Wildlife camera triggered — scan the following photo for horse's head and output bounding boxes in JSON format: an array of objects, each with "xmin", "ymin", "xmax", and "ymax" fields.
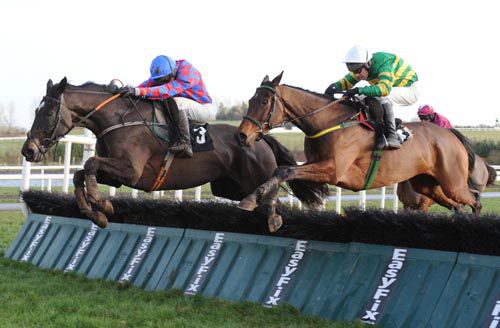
[
  {"xmin": 237, "ymin": 72, "xmax": 285, "ymax": 147},
  {"xmin": 22, "ymin": 77, "xmax": 70, "ymax": 162}
]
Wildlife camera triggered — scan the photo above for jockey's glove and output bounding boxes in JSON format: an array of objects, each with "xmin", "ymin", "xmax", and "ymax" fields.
[
  {"xmin": 345, "ymin": 88, "xmax": 359, "ymax": 98},
  {"xmin": 118, "ymin": 86, "xmax": 140, "ymax": 97},
  {"xmin": 324, "ymin": 84, "xmax": 337, "ymax": 97}
]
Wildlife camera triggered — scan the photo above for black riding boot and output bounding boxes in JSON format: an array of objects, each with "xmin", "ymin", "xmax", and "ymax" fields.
[
  {"xmin": 169, "ymin": 110, "xmax": 193, "ymax": 158},
  {"xmin": 382, "ymin": 102, "xmax": 401, "ymax": 149}
]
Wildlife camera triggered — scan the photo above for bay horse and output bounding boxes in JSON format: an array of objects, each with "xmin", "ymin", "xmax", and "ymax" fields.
[
  {"xmin": 236, "ymin": 72, "xmax": 481, "ymax": 232},
  {"xmin": 21, "ymin": 77, "xmax": 321, "ymax": 228},
  {"xmin": 398, "ymin": 154, "xmax": 497, "ymax": 212}
]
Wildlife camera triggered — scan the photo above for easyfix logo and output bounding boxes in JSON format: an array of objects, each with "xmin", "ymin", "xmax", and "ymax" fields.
[
  {"xmin": 185, "ymin": 232, "xmax": 225, "ymax": 295},
  {"xmin": 64, "ymin": 223, "xmax": 99, "ymax": 272},
  {"xmin": 21, "ymin": 216, "xmax": 52, "ymax": 262},
  {"xmin": 361, "ymin": 248, "xmax": 408, "ymax": 325},
  {"xmin": 119, "ymin": 227, "xmax": 156, "ymax": 283},
  {"xmin": 264, "ymin": 240, "xmax": 308, "ymax": 307}
]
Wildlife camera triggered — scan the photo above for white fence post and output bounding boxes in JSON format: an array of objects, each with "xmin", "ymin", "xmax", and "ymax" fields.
[
  {"xmin": 175, "ymin": 190, "xmax": 183, "ymax": 201},
  {"xmin": 380, "ymin": 186, "xmax": 386, "ymax": 209},
  {"xmin": 335, "ymin": 187, "xmax": 342, "ymax": 214},
  {"xmin": 82, "ymin": 129, "xmax": 96, "ymax": 164},
  {"xmin": 131, "ymin": 189, "xmax": 138, "ymax": 198},
  {"xmin": 21, "ymin": 158, "xmax": 31, "ymax": 191},
  {"xmin": 359, "ymin": 190, "xmax": 366, "ymax": 211},
  {"xmin": 63, "ymin": 142, "xmax": 72, "ymax": 193},
  {"xmin": 392, "ymin": 183, "xmax": 398, "ymax": 213},
  {"xmin": 194, "ymin": 186, "xmax": 202, "ymax": 201},
  {"xmin": 109, "ymin": 187, "xmax": 116, "ymax": 197}
]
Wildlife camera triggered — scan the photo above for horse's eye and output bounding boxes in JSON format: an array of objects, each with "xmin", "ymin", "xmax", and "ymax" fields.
[{"xmin": 261, "ymin": 100, "xmax": 268, "ymax": 106}]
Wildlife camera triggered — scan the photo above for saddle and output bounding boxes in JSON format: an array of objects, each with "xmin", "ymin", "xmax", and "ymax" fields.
[
  {"xmin": 153, "ymin": 99, "xmax": 214, "ymax": 153},
  {"xmin": 341, "ymin": 98, "xmax": 412, "ymax": 145}
]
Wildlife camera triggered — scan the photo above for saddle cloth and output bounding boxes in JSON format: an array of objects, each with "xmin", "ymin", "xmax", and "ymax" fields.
[{"xmin": 153, "ymin": 101, "xmax": 214, "ymax": 153}]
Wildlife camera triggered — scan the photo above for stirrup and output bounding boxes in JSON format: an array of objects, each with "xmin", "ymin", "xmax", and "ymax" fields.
[{"xmin": 385, "ymin": 137, "xmax": 401, "ymax": 150}]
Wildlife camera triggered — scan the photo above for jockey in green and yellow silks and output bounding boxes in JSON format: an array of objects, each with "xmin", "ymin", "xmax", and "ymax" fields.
[
  {"xmin": 333, "ymin": 52, "xmax": 418, "ymax": 98},
  {"xmin": 325, "ymin": 46, "xmax": 420, "ymax": 150}
]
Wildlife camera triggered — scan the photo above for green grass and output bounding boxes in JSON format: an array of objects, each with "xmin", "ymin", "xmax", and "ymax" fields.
[{"xmin": 0, "ymin": 211, "xmax": 362, "ymax": 328}]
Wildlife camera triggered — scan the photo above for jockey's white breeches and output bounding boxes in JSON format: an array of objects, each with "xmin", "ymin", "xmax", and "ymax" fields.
[
  {"xmin": 386, "ymin": 82, "xmax": 420, "ymax": 106},
  {"xmin": 173, "ymin": 97, "xmax": 217, "ymax": 122}
]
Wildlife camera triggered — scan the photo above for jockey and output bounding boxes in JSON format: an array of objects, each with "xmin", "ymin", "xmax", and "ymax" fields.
[
  {"xmin": 417, "ymin": 104, "xmax": 453, "ymax": 128},
  {"xmin": 117, "ymin": 55, "xmax": 217, "ymax": 158},
  {"xmin": 325, "ymin": 46, "xmax": 420, "ymax": 149}
]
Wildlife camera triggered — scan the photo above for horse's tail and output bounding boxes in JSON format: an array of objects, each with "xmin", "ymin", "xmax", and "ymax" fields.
[
  {"xmin": 486, "ymin": 164, "xmax": 497, "ymax": 186},
  {"xmin": 448, "ymin": 128, "xmax": 475, "ymax": 172},
  {"xmin": 262, "ymin": 135, "xmax": 329, "ymax": 206}
]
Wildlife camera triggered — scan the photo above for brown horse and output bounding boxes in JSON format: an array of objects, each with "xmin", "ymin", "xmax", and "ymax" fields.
[
  {"xmin": 21, "ymin": 77, "xmax": 321, "ymax": 228},
  {"xmin": 236, "ymin": 72, "xmax": 481, "ymax": 232},
  {"xmin": 398, "ymin": 155, "xmax": 497, "ymax": 211}
]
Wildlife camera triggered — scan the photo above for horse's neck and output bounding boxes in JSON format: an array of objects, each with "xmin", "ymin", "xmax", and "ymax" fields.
[
  {"xmin": 281, "ymin": 87, "xmax": 356, "ymax": 135},
  {"xmin": 64, "ymin": 89, "xmax": 127, "ymax": 134}
]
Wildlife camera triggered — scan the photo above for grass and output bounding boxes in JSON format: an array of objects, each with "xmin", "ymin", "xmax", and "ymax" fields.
[{"xmin": 0, "ymin": 211, "xmax": 363, "ymax": 328}]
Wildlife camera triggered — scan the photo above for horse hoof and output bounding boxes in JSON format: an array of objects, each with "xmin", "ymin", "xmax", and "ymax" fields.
[
  {"xmin": 238, "ymin": 194, "xmax": 258, "ymax": 211},
  {"xmin": 99, "ymin": 199, "xmax": 114, "ymax": 216},
  {"xmin": 268, "ymin": 214, "xmax": 283, "ymax": 233},
  {"xmin": 89, "ymin": 211, "xmax": 108, "ymax": 228}
]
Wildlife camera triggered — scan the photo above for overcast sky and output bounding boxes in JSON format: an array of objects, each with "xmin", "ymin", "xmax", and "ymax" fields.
[{"xmin": 1, "ymin": 0, "xmax": 499, "ymax": 129}]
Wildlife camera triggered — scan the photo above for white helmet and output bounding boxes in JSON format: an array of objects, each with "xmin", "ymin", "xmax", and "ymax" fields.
[
  {"xmin": 344, "ymin": 45, "xmax": 371, "ymax": 63},
  {"xmin": 343, "ymin": 46, "xmax": 372, "ymax": 72}
]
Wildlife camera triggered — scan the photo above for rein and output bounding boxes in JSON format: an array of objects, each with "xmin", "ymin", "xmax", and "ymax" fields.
[{"xmin": 244, "ymin": 84, "xmax": 361, "ymax": 139}]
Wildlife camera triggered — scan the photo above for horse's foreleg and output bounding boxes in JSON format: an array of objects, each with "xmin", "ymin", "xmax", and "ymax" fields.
[
  {"xmin": 239, "ymin": 162, "xmax": 334, "ymax": 232},
  {"xmin": 73, "ymin": 168, "xmax": 108, "ymax": 228},
  {"xmin": 240, "ymin": 161, "xmax": 333, "ymax": 211},
  {"xmin": 260, "ymin": 184, "xmax": 282, "ymax": 233},
  {"xmin": 84, "ymin": 157, "xmax": 114, "ymax": 218}
]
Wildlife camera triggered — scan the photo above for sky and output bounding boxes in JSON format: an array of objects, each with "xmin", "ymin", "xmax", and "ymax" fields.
[{"xmin": 1, "ymin": 0, "xmax": 499, "ymax": 129}]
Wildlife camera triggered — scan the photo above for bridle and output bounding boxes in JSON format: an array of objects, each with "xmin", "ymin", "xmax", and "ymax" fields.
[
  {"xmin": 27, "ymin": 89, "xmax": 120, "ymax": 154},
  {"xmin": 27, "ymin": 94, "xmax": 72, "ymax": 154},
  {"xmin": 242, "ymin": 84, "xmax": 284, "ymax": 141},
  {"xmin": 242, "ymin": 84, "xmax": 348, "ymax": 139}
]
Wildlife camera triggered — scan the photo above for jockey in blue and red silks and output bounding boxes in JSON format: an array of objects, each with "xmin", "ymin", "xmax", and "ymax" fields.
[
  {"xmin": 116, "ymin": 55, "xmax": 217, "ymax": 158},
  {"xmin": 417, "ymin": 104, "xmax": 453, "ymax": 128}
]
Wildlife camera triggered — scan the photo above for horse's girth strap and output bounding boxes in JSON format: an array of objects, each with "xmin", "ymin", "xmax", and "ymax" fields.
[
  {"xmin": 362, "ymin": 148, "xmax": 383, "ymax": 190},
  {"xmin": 306, "ymin": 121, "xmax": 360, "ymax": 139},
  {"xmin": 152, "ymin": 151, "xmax": 175, "ymax": 191}
]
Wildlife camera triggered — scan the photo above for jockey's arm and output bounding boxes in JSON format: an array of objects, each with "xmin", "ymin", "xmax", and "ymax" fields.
[{"xmin": 137, "ymin": 78, "xmax": 194, "ymax": 99}]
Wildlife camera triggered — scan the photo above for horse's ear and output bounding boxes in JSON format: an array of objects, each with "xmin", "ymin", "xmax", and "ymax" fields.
[
  {"xmin": 58, "ymin": 77, "xmax": 68, "ymax": 92},
  {"xmin": 261, "ymin": 75, "xmax": 270, "ymax": 84},
  {"xmin": 46, "ymin": 79, "xmax": 53, "ymax": 94},
  {"xmin": 271, "ymin": 71, "xmax": 284, "ymax": 86}
]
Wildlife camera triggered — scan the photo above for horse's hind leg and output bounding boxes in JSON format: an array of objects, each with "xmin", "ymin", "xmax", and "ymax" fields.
[
  {"xmin": 437, "ymin": 178, "xmax": 482, "ymax": 214},
  {"xmin": 410, "ymin": 175, "xmax": 464, "ymax": 212}
]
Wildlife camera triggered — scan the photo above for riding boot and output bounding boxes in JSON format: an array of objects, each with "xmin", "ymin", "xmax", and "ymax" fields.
[
  {"xmin": 168, "ymin": 109, "xmax": 193, "ymax": 158},
  {"xmin": 365, "ymin": 97, "xmax": 386, "ymax": 149},
  {"xmin": 382, "ymin": 102, "xmax": 401, "ymax": 150}
]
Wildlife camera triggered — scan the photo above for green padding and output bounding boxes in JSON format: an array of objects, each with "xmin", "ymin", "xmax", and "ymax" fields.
[
  {"xmin": 6, "ymin": 214, "xmax": 500, "ymax": 327},
  {"xmin": 429, "ymin": 253, "xmax": 500, "ymax": 328}
]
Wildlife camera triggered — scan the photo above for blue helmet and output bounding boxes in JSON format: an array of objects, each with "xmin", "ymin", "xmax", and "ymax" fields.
[{"xmin": 149, "ymin": 55, "xmax": 177, "ymax": 80}]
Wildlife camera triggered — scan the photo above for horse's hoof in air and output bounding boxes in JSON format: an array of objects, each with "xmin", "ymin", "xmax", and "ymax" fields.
[
  {"xmin": 268, "ymin": 214, "xmax": 283, "ymax": 233},
  {"xmin": 238, "ymin": 194, "xmax": 258, "ymax": 211},
  {"xmin": 89, "ymin": 211, "xmax": 108, "ymax": 228},
  {"xmin": 99, "ymin": 199, "xmax": 114, "ymax": 216}
]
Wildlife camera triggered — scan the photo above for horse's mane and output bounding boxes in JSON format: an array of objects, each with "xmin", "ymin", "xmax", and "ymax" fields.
[
  {"xmin": 282, "ymin": 84, "xmax": 360, "ymax": 112},
  {"xmin": 282, "ymin": 84, "xmax": 332, "ymax": 100},
  {"xmin": 67, "ymin": 81, "xmax": 109, "ymax": 93}
]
